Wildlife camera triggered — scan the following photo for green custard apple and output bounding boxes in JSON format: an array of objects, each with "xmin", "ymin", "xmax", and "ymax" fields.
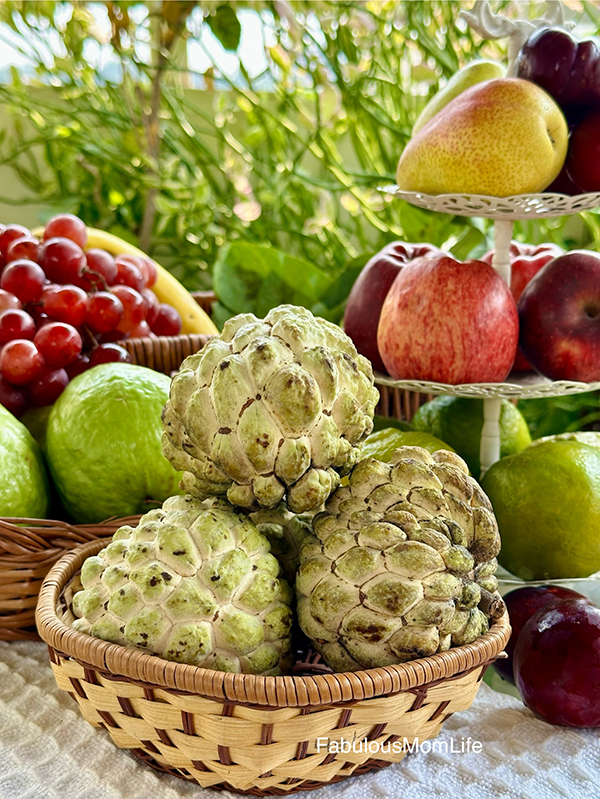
[
  {"xmin": 72, "ymin": 494, "xmax": 293, "ymax": 675},
  {"xmin": 162, "ymin": 305, "xmax": 379, "ymax": 513},
  {"xmin": 297, "ymin": 446, "xmax": 501, "ymax": 672},
  {"xmin": 46, "ymin": 363, "xmax": 182, "ymax": 523}
]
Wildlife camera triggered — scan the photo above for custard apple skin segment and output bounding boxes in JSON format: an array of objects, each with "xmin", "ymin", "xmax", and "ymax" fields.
[
  {"xmin": 162, "ymin": 305, "xmax": 379, "ymax": 513},
  {"xmin": 296, "ymin": 446, "xmax": 502, "ymax": 671},
  {"xmin": 72, "ymin": 495, "xmax": 293, "ymax": 675}
]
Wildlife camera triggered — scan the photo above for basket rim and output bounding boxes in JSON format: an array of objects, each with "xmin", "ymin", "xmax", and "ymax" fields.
[{"xmin": 36, "ymin": 537, "xmax": 510, "ymax": 708}]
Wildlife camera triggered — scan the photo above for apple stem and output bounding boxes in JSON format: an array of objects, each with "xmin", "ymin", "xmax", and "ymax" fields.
[
  {"xmin": 491, "ymin": 220, "xmax": 513, "ymax": 285},
  {"xmin": 480, "ymin": 397, "xmax": 502, "ymax": 477}
]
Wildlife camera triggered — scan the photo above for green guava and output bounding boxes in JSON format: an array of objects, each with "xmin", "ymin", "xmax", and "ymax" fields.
[
  {"xmin": 46, "ymin": 363, "xmax": 182, "ymax": 523},
  {"xmin": 0, "ymin": 404, "xmax": 49, "ymax": 517}
]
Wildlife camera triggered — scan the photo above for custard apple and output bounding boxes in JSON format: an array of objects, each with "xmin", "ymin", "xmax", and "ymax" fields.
[
  {"xmin": 72, "ymin": 495, "xmax": 293, "ymax": 675},
  {"xmin": 296, "ymin": 446, "xmax": 502, "ymax": 672},
  {"xmin": 162, "ymin": 305, "xmax": 379, "ymax": 513},
  {"xmin": 250, "ymin": 506, "xmax": 314, "ymax": 583}
]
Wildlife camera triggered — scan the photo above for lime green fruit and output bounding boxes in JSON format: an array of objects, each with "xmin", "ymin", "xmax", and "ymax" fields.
[
  {"xmin": 412, "ymin": 396, "xmax": 531, "ymax": 477},
  {"xmin": 46, "ymin": 364, "xmax": 183, "ymax": 524},
  {"xmin": 413, "ymin": 60, "xmax": 505, "ymax": 135},
  {"xmin": 372, "ymin": 415, "xmax": 413, "ymax": 434},
  {"xmin": 0, "ymin": 404, "xmax": 49, "ymax": 517},
  {"xmin": 360, "ymin": 427, "xmax": 454, "ymax": 462},
  {"xmin": 20, "ymin": 406, "xmax": 53, "ymax": 453},
  {"xmin": 481, "ymin": 439, "xmax": 600, "ymax": 580}
]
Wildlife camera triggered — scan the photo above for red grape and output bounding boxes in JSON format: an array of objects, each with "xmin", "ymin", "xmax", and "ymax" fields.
[
  {"xmin": 143, "ymin": 258, "xmax": 157, "ymax": 288},
  {"xmin": 110, "ymin": 285, "xmax": 146, "ymax": 333},
  {"xmin": 39, "ymin": 238, "xmax": 86, "ymax": 284},
  {"xmin": 86, "ymin": 291, "xmax": 124, "ymax": 334},
  {"xmin": 89, "ymin": 343, "xmax": 132, "ymax": 367},
  {"xmin": 34, "ymin": 322, "xmax": 82, "ymax": 368},
  {"xmin": 0, "ymin": 225, "xmax": 30, "ymax": 259},
  {"xmin": 141, "ymin": 288, "xmax": 159, "ymax": 326},
  {"xmin": 6, "ymin": 236, "xmax": 40, "ymax": 263},
  {"xmin": 0, "ymin": 290, "xmax": 21, "ymax": 313},
  {"xmin": 42, "ymin": 285, "xmax": 88, "ymax": 326},
  {"xmin": 129, "ymin": 320, "xmax": 151, "ymax": 338},
  {"xmin": 0, "ymin": 340, "xmax": 44, "ymax": 385},
  {"xmin": 80, "ymin": 248, "xmax": 117, "ymax": 290},
  {"xmin": 0, "ymin": 375, "xmax": 26, "ymax": 415},
  {"xmin": 97, "ymin": 330, "xmax": 128, "ymax": 343},
  {"xmin": 114, "ymin": 256, "xmax": 145, "ymax": 292},
  {"xmin": 1, "ymin": 259, "xmax": 46, "ymax": 304},
  {"xmin": 65, "ymin": 353, "xmax": 90, "ymax": 380},
  {"xmin": 44, "ymin": 214, "xmax": 87, "ymax": 249},
  {"xmin": 27, "ymin": 366, "xmax": 69, "ymax": 407},
  {"xmin": 0, "ymin": 309, "xmax": 36, "ymax": 344},
  {"xmin": 151, "ymin": 304, "xmax": 182, "ymax": 336}
]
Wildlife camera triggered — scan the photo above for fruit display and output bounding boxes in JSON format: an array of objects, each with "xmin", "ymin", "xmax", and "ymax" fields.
[
  {"xmin": 71, "ymin": 494, "xmax": 294, "ymax": 675},
  {"xmin": 396, "ymin": 78, "xmax": 568, "ymax": 197},
  {"xmin": 343, "ymin": 242, "xmax": 442, "ymax": 372},
  {"xmin": 0, "ymin": 214, "xmax": 216, "ymax": 415},
  {"xmin": 46, "ymin": 363, "xmax": 182, "ymax": 523},
  {"xmin": 296, "ymin": 446, "xmax": 501, "ymax": 671},
  {"xmin": 162, "ymin": 305, "xmax": 379, "ymax": 513},
  {"xmin": 481, "ymin": 434, "xmax": 600, "ymax": 580},
  {"xmin": 514, "ymin": 597, "xmax": 600, "ymax": 727},
  {"xmin": 377, "ymin": 254, "xmax": 519, "ymax": 383},
  {"xmin": 494, "ymin": 585, "xmax": 584, "ymax": 684},
  {"xmin": 412, "ymin": 397, "xmax": 531, "ymax": 477},
  {"xmin": 518, "ymin": 251, "xmax": 600, "ymax": 382},
  {"xmin": 68, "ymin": 302, "xmax": 506, "ymax": 678},
  {"xmin": 0, "ymin": 403, "xmax": 49, "ymax": 517}
]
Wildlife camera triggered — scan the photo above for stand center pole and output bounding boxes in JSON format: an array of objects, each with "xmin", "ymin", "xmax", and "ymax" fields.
[{"xmin": 491, "ymin": 219, "xmax": 514, "ymax": 285}]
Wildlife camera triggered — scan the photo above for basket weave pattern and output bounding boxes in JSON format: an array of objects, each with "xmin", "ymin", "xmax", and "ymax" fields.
[
  {"xmin": 0, "ymin": 517, "xmax": 140, "ymax": 640},
  {"xmin": 37, "ymin": 539, "xmax": 510, "ymax": 794}
]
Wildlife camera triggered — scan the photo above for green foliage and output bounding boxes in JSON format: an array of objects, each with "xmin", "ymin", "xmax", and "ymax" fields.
[
  {"xmin": 518, "ymin": 393, "xmax": 600, "ymax": 440},
  {"xmin": 0, "ymin": 0, "xmax": 597, "ymax": 308}
]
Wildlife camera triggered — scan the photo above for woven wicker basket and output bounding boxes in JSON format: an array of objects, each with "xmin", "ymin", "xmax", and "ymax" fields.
[
  {"xmin": 36, "ymin": 538, "xmax": 510, "ymax": 795},
  {"xmin": 0, "ymin": 517, "xmax": 140, "ymax": 640}
]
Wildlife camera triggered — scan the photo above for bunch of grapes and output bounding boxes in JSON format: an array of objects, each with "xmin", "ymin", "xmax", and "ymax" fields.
[{"xmin": 0, "ymin": 214, "xmax": 182, "ymax": 415}]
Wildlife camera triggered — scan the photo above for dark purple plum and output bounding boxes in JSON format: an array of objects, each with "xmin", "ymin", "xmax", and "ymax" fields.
[
  {"xmin": 494, "ymin": 585, "xmax": 584, "ymax": 683},
  {"xmin": 515, "ymin": 598, "xmax": 600, "ymax": 727}
]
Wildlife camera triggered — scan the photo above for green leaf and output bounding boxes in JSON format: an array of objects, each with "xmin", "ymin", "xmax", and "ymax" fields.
[
  {"xmin": 206, "ymin": 5, "xmax": 241, "ymax": 51},
  {"xmin": 213, "ymin": 242, "xmax": 333, "ymax": 318}
]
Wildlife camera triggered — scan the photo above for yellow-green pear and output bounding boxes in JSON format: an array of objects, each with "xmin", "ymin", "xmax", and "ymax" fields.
[
  {"xmin": 413, "ymin": 60, "xmax": 505, "ymax": 135},
  {"xmin": 397, "ymin": 78, "xmax": 568, "ymax": 198}
]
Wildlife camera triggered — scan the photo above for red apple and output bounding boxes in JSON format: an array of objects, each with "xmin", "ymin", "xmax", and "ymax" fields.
[
  {"xmin": 519, "ymin": 250, "xmax": 600, "ymax": 381},
  {"xmin": 515, "ymin": 598, "xmax": 600, "ymax": 727},
  {"xmin": 482, "ymin": 241, "xmax": 563, "ymax": 371},
  {"xmin": 377, "ymin": 255, "xmax": 519, "ymax": 384},
  {"xmin": 566, "ymin": 112, "xmax": 600, "ymax": 192},
  {"xmin": 344, "ymin": 242, "xmax": 442, "ymax": 372}
]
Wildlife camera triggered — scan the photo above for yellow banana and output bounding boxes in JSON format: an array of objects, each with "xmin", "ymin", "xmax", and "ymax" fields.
[{"xmin": 33, "ymin": 227, "xmax": 218, "ymax": 336}]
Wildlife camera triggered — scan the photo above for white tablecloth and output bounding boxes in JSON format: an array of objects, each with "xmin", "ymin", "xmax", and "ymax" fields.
[{"xmin": 0, "ymin": 641, "xmax": 598, "ymax": 799}]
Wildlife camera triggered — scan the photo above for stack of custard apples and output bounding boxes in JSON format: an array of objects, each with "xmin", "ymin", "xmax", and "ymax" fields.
[
  {"xmin": 346, "ymin": 26, "xmax": 600, "ymax": 385},
  {"xmin": 71, "ymin": 305, "xmax": 505, "ymax": 678}
]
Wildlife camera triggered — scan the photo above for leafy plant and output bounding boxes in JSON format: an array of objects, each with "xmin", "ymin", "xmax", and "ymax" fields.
[{"xmin": 0, "ymin": 0, "xmax": 597, "ymax": 309}]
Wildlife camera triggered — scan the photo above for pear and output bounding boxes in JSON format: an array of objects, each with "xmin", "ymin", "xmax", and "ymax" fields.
[
  {"xmin": 413, "ymin": 60, "xmax": 505, "ymax": 135},
  {"xmin": 397, "ymin": 78, "xmax": 568, "ymax": 198}
]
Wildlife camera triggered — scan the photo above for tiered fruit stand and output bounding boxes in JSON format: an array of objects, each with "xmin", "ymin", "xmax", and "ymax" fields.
[
  {"xmin": 376, "ymin": 0, "xmax": 600, "ymax": 477},
  {"xmin": 377, "ymin": 188, "xmax": 600, "ymax": 475}
]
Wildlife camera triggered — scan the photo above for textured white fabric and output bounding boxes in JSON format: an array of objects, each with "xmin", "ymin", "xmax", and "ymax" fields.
[{"xmin": 0, "ymin": 641, "xmax": 598, "ymax": 799}]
